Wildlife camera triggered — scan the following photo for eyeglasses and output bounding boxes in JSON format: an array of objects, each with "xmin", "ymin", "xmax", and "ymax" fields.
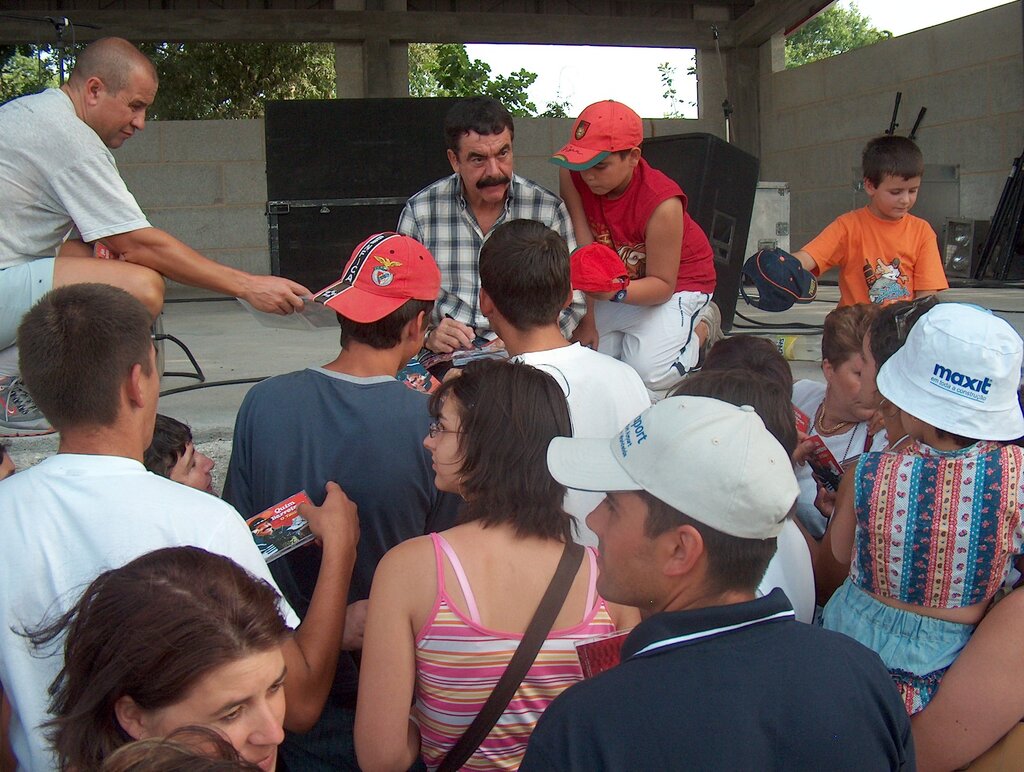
[
  {"xmin": 893, "ymin": 295, "xmax": 938, "ymax": 343},
  {"xmin": 428, "ymin": 419, "xmax": 462, "ymax": 439}
]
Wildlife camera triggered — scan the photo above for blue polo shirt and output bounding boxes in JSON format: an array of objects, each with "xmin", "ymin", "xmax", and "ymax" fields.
[{"xmin": 522, "ymin": 589, "xmax": 914, "ymax": 770}]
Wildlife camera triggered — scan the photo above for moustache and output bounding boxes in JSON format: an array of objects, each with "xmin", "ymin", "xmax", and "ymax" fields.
[{"xmin": 477, "ymin": 176, "xmax": 510, "ymax": 189}]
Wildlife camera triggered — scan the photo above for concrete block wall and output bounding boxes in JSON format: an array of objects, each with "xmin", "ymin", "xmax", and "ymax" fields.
[
  {"xmin": 760, "ymin": 2, "xmax": 1024, "ymax": 250},
  {"xmin": 113, "ymin": 119, "xmax": 271, "ymax": 290},
  {"xmin": 115, "ymin": 113, "xmax": 718, "ymax": 288}
]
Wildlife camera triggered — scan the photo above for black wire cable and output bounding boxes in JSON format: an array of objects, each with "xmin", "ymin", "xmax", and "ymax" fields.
[{"xmin": 160, "ymin": 377, "xmax": 266, "ymax": 398}]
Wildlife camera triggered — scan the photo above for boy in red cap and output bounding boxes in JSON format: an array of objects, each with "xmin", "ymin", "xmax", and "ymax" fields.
[
  {"xmin": 224, "ymin": 232, "xmax": 460, "ymax": 770},
  {"xmin": 552, "ymin": 100, "xmax": 720, "ymax": 397}
]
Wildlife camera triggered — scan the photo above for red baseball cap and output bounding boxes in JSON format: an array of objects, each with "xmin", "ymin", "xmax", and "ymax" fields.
[
  {"xmin": 570, "ymin": 243, "xmax": 630, "ymax": 293},
  {"xmin": 551, "ymin": 100, "xmax": 643, "ymax": 171},
  {"xmin": 313, "ymin": 233, "xmax": 440, "ymax": 323}
]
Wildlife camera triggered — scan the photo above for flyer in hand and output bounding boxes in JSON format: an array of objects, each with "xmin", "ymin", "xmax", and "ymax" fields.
[
  {"xmin": 246, "ymin": 491, "xmax": 316, "ymax": 563},
  {"xmin": 803, "ymin": 435, "xmax": 844, "ymax": 492},
  {"xmin": 397, "ymin": 358, "xmax": 439, "ymax": 394},
  {"xmin": 418, "ymin": 336, "xmax": 508, "ymax": 372}
]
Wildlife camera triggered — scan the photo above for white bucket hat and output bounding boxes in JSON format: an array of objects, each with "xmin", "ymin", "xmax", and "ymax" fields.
[
  {"xmin": 876, "ymin": 303, "xmax": 1024, "ymax": 441},
  {"xmin": 546, "ymin": 396, "xmax": 798, "ymax": 539}
]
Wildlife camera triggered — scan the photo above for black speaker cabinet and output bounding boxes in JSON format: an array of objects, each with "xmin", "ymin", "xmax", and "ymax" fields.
[
  {"xmin": 640, "ymin": 133, "xmax": 760, "ymax": 332},
  {"xmin": 265, "ymin": 98, "xmax": 458, "ymax": 292}
]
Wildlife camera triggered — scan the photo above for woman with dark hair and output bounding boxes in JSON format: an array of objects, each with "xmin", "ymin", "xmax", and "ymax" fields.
[
  {"xmin": 354, "ymin": 360, "xmax": 637, "ymax": 771},
  {"xmin": 30, "ymin": 547, "xmax": 292, "ymax": 771},
  {"xmin": 673, "ymin": 368, "xmax": 814, "ymax": 623},
  {"xmin": 860, "ymin": 295, "xmax": 938, "ymax": 454}
]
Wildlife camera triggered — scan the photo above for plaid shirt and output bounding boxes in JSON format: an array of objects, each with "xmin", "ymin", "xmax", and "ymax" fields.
[{"xmin": 398, "ymin": 173, "xmax": 583, "ymax": 338}]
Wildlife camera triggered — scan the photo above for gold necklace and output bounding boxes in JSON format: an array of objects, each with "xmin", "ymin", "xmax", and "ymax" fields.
[{"xmin": 814, "ymin": 402, "xmax": 852, "ymax": 436}]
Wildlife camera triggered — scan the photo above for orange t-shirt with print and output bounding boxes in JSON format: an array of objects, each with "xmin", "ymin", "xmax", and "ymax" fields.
[{"xmin": 802, "ymin": 207, "xmax": 947, "ymax": 306}]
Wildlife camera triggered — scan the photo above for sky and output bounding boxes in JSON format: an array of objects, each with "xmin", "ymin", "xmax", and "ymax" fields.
[{"xmin": 465, "ymin": 0, "xmax": 1014, "ymax": 119}]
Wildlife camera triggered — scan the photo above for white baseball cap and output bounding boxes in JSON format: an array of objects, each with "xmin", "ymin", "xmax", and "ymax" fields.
[
  {"xmin": 546, "ymin": 396, "xmax": 798, "ymax": 539},
  {"xmin": 877, "ymin": 303, "xmax": 1024, "ymax": 441}
]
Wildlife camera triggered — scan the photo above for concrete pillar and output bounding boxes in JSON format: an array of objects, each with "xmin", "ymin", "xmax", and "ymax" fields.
[
  {"xmin": 359, "ymin": 0, "xmax": 410, "ymax": 97},
  {"xmin": 724, "ymin": 46, "xmax": 760, "ymax": 158},
  {"xmin": 334, "ymin": 0, "xmax": 365, "ymax": 97},
  {"xmin": 695, "ymin": 48, "xmax": 726, "ymax": 137},
  {"xmin": 695, "ymin": 45, "xmax": 761, "ymax": 158}
]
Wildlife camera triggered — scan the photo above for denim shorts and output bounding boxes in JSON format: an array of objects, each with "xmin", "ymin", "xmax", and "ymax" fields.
[
  {"xmin": 0, "ymin": 259, "xmax": 55, "ymax": 349},
  {"xmin": 823, "ymin": 579, "xmax": 974, "ymax": 674},
  {"xmin": 823, "ymin": 579, "xmax": 974, "ymax": 712}
]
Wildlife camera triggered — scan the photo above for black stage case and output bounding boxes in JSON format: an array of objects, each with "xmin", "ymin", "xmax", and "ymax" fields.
[
  {"xmin": 641, "ymin": 133, "xmax": 759, "ymax": 332},
  {"xmin": 265, "ymin": 98, "xmax": 457, "ymax": 292}
]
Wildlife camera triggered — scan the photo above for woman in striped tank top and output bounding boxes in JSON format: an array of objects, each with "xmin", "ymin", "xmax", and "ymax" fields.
[{"xmin": 355, "ymin": 361, "xmax": 638, "ymax": 771}]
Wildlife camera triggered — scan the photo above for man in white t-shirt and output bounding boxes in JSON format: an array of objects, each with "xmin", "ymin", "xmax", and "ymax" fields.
[
  {"xmin": 478, "ymin": 218, "xmax": 651, "ymax": 545},
  {"xmin": 0, "ymin": 37, "xmax": 310, "ymax": 436},
  {"xmin": 0, "ymin": 284, "xmax": 357, "ymax": 771}
]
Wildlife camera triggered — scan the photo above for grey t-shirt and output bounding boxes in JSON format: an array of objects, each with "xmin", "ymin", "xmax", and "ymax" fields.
[{"xmin": 0, "ymin": 88, "xmax": 149, "ymax": 269}]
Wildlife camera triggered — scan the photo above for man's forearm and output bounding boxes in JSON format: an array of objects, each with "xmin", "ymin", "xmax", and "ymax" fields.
[
  {"xmin": 282, "ymin": 537, "xmax": 355, "ymax": 731},
  {"xmin": 103, "ymin": 227, "xmax": 253, "ymax": 297}
]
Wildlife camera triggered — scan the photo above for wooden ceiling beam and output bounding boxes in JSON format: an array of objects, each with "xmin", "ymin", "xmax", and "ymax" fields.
[
  {"xmin": 0, "ymin": 9, "xmax": 733, "ymax": 47},
  {"xmin": 731, "ymin": 0, "xmax": 831, "ymax": 47}
]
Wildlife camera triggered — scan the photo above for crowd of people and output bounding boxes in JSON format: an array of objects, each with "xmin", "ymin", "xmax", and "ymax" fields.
[{"xmin": 1, "ymin": 34, "xmax": 1022, "ymax": 772}]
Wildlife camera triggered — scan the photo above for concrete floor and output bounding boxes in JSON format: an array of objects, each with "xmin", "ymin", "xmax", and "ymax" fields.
[{"xmin": 8, "ymin": 283, "xmax": 1024, "ymax": 494}]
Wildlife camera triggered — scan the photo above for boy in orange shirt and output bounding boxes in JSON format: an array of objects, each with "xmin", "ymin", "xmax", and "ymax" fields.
[{"xmin": 794, "ymin": 135, "xmax": 947, "ymax": 306}]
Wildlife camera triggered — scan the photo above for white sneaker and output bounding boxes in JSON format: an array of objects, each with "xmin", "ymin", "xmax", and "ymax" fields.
[{"xmin": 697, "ymin": 301, "xmax": 724, "ymax": 366}]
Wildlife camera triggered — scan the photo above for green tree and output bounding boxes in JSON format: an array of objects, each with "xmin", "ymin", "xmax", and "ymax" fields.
[
  {"xmin": 138, "ymin": 42, "xmax": 336, "ymax": 119},
  {"xmin": 785, "ymin": 3, "xmax": 892, "ymax": 68},
  {"xmin": 539, "ymin": 95, "xmax": 571, "ymax": 118},
  {"xmin": 0, "ymin": 45, "xmax": 60, "ymax": 105},
  {"xmin": 408, "ymin": 43, "xmax": 538, "ymax": 117},
  {"xmin": 658, "ymin": 54, "xmax": 697, "ymax": 118}
]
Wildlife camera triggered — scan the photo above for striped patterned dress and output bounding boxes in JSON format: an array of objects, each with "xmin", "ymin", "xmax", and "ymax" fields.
[
  {"xmin": 852, "ymin": 440, "xmax": 1024, "ymax": 607},
  {"xmin": 413, "ymin": 533, "xmax": 617, "ymax": 770}
]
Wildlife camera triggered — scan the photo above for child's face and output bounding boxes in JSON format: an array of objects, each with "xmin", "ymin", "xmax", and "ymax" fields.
[
  {"xmin": 170, "ymin": 441, "xmax": 215, "ymax": 494},
  {"xmin": 580, "ymin": 149, "xmax": 640, "ymax": 199},
  {"xmin": 865, "ymin": 174, "xmax": 920, "ymax": 221}
]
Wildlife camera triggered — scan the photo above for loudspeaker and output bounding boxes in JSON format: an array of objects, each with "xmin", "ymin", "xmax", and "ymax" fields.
[
  {"xmin": 264, "ymin": 98, "xmax": 458, "ymax": 292},
  {"xmin": 640, "ymin": 133, "xmax": 759, "ymax": 331},
  {"xmin": 941, "ymin": 217, "xmax": 990, "ymax": 279}
]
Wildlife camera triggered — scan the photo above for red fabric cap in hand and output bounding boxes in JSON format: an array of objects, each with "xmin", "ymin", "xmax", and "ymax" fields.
[{"xmin": 570, "ymin": 243, "xmax": 630, "ymax": 293}]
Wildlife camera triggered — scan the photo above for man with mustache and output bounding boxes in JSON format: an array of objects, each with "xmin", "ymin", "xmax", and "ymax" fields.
[{"xmin": 398, "ymin": 97, "xmax": 582, "ymax": 353}]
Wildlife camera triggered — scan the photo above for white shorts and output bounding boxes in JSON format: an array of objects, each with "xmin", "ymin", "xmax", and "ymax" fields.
[
  {"xmin": 0, "ymin": 259, "xmax": 55, "ymax": 349},
  {"xmin": 595, "ymin": 290, "xmax": 711, "ymax": 395}
]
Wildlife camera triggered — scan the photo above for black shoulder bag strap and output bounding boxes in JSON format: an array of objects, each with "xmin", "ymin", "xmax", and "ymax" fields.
[{"xmin": 437, "ymin": 540, "xmax": 586, "ymax": 772}]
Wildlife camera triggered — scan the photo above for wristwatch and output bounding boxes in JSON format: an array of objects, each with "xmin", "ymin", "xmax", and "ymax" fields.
[{"xmin": 611, "ymin": 288, "xmax": 628, "ymax": 303}]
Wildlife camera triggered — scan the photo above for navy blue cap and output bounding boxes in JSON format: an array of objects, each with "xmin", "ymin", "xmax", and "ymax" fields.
[{"xmin": 740, "ymin": 248, "xmax": 817, "ymax": 312}]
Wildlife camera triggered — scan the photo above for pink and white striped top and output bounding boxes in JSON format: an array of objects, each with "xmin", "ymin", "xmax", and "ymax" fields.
[{"xmin": 413, "ymin": 532, "xmax": 617, "ymax": 770}]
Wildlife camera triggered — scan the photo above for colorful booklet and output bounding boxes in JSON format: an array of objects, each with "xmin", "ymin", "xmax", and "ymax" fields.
[
  {"xmin": 575, "ymin": 629, "xmax": 632, "ymax": 679},
  {"xmin": 418, "ymin": 336, "xmax": 508, "ymax": 372},
  {"xmin": 397, "ymin": 358, "xmax": 439, "ymax": 394},
  {"xmin": 246, "ymin": 491, "xmax": 316, "ymax": 562},
  {"xmin": 803, "ymin": 435, "xmax": 844, "ymax": 491}
]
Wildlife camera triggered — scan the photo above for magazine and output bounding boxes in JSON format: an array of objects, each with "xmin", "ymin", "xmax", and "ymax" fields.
[{"xmin": 246, "ymin": 491, "xmax": 316, "ymax": 562}]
